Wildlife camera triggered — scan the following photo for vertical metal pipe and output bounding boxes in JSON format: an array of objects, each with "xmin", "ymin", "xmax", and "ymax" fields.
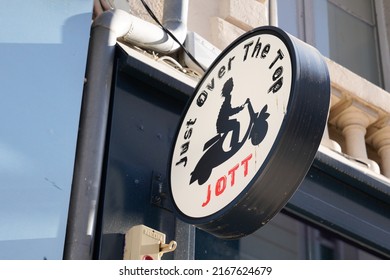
[
  {"xmin": 63, "ymin": 9, "xmax": 131, "ymax": 260},
  {"xmin": 269, "ymin": 0, "xmax": 278, "ymax": 26},
  {"xmin": 162, "ymin": 0, "xmax": 189, "ymax": 51},
  {"xmin": 122, "ymin": 0, "xmax": 189, "ymax": 53}
]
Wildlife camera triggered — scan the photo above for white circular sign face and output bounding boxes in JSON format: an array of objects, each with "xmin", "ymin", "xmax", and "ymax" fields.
[{"xmin": 170, "ymin": 33, "xmax": 292, "ymax": 218}]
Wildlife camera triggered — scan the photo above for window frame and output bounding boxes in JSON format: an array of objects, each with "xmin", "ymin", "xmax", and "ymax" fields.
[{"xmin": 277, "ymin": 0, "xmax": 390, "ymax": 91}]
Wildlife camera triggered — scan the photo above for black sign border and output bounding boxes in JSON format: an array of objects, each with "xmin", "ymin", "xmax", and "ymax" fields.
[{"xmin": 168, "ymin": 26, "xmax": 330, "ymax": 239}]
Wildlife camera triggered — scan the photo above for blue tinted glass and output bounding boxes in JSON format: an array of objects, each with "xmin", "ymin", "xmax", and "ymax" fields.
[
  {"xmin": 277, "ymin": 0, "xmax": 300, "ymax": 38},
  {"xmin": 0, "ymin": 0, "xmax": 92, "ymax": 259}
]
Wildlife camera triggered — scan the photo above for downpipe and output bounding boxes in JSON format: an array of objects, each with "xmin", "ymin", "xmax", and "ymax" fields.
[
  {"xmin": 64, "ymin": 0, "xmax": 189, "ymax": 259},
  {"xmin": 122, "ymin": 0, "xmax": 188, "ymax": 53},
  {"xmin": 64, "ymin": 9, "xmax": 133, "ymax": 260}
]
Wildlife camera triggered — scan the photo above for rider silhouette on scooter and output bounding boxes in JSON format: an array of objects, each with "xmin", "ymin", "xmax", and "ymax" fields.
[
  {"xmin": 193, "ymin": 77, "xmax": 270, "ymax": 185},
  {"xmin": 216, "ymin": 78, "xmax": 245, "ymax": 150}
]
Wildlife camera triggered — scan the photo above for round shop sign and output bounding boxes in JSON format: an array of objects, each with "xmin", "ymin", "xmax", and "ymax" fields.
[{"xmin": 169, "ymin": 26, "xmax": 330, "ymax": 239}]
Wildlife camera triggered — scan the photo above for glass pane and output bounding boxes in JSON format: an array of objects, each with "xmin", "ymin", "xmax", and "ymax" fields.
[
  {"xmin": 278, "ymin": 0, "xmax": 382, "ymax": 87},
  {"xmin": 0, "ymin": 1, "xmax": 92, "ymax": 259},
  {"xmin": 320, "ymin": 244, "xmax": 336, "ymax": 259},
  {"xmin": 329, "ymin": 0, "xmax": 374, "ymax": 24},
  {"xmin": 328, "ymin": 1, "xmax": 381, "ymax": 86},
  {"xmin": 277, "ymin": 0, "xmax": 300, "ymax": 38},
  {"xmin": 194, "ymin": 213, "xmax": 384, "ymax": 259},
  {"xmin": 195, "ymin": 213, "xmax": 303, "ymax": 260}
]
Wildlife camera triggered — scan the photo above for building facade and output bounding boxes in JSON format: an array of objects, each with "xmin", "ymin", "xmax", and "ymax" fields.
[{"xmin": 1, "ymin": 0, "xmax": 389, "ymax": 259}]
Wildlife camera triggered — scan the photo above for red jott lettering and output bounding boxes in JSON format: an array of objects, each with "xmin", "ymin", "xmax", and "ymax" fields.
[{"xmin": 202, "ymin": 153, "xmax": 253, "ymax": 207}]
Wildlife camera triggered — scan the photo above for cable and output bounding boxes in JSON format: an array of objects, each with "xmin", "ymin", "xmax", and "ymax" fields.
[{"xmin": 139, "ymin": 0, "xmax": 206, "ymax": 72}]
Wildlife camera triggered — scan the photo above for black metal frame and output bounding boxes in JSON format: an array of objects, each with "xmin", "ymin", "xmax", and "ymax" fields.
[{"xmin": 93, "ymin": 45, "xmax": 195, "ymax": 260}]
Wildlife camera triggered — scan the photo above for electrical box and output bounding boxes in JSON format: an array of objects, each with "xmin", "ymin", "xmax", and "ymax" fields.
[{"xmin": 123, "ymin": 225, "xmax": 176, "ymax": 260}]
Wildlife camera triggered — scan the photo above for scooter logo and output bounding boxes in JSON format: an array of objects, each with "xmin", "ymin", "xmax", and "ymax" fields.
[
  {"xmin": 189, "ymin": 77, "xmax": 270, "ymax": 187},
  {"xmin": 170, "ymin": 31, "xmax": 293, "ymax": 218}
]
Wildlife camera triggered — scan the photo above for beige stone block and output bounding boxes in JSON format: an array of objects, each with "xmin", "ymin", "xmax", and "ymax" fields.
[
  {"xmin": 326, "ymin": 58, "xmax": 390, "ymax": 114},
  {"xmin": 219, "ymin": 0, "xmax": 268, "ymax": 30},
  {"xmin": 128, "ymin": 0, "xmax": 164, "ymax": 24},
  {"xmin": 188, "ymin": 0, "xmax": 221, "ymax": 44},
  {"xmin": 210, "ymin": 17, "xmax": 245, "ymax": 50}
]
